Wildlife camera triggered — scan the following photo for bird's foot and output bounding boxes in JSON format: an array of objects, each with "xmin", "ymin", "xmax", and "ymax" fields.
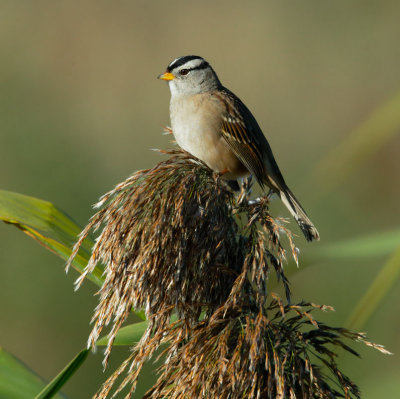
[{"xmin": 267, "ymin": 188, "xmax": 275, "ymax": 199}]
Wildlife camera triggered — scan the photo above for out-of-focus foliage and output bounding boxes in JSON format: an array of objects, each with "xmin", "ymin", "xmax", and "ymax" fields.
[
  {"xmin": 313, "ymin": 90, "xmax": 400, "ymax": 199},
  {"xmin": 346, "ymin": 244, "xmax": 400, "ymax": 331},
  {"xmin": 0, "ymin": 347, "xmax": 65, "ymax": 399},
  {"xmin": 35, "ymin": 349, "xmax": 89, "ymax": 399}
]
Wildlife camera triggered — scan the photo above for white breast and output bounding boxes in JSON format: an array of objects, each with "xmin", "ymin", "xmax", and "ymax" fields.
[
  {"xmin": 170, "ymin": 94, "xmax": 221, "ymax": 163},
  {"xmin": 168, "ymin": 93, "xmax": 248, "ymax": 179}
]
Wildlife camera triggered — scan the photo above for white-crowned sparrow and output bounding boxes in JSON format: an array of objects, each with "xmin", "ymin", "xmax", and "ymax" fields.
[{"xmin": 159, "ymin": 55, "xmax": 319, "ymax": 242}]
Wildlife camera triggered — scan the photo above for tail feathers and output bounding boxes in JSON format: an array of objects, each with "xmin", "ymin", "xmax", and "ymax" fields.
[{"xmin": 279, "ymin": 188, "xmax": 320, "ymax": 242}]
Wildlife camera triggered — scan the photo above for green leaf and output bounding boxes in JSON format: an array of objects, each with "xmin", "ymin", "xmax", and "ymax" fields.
[
  {"xmin": 0, "ymin": 346, "xmax": 65, "ymax": 399},
  {"xmin": 35, "ymin": 349, "xmax": 89, "ymax": 399},
  {"xmin": 135, "ymin": 309, "xmax": 147, "ymax": 321},
  {"xmin": 313, "ymin": 228, "xmax": 400, "ymax": 260},
  {"xmin": 0, "ymin": 190, "xmax": 103, "ymax": 287},
  {"xmin": 0, "ymin": 190, "xmax": 93, "ymax": 254},
  {"xmin": 346, "ymin": 244, "xmax": 400, "ymax": 330},
  {"xmin": 96, "ymin": 320, "xmax": 149, "ymax": 346},
  {"xmin": 96, "ymin": 314, "xmax": 181, "ymax": 347},
  {"xmin": 0, "ymin": 190, "xmax": 145, "ymax": 320}
]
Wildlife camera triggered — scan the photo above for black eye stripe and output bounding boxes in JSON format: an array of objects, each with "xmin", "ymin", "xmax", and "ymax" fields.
[{"xmin": 177, "ymin": 62, "xmax": 209, "ymax": 76}]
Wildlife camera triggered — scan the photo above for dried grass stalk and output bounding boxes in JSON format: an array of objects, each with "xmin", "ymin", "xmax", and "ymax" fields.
[
  {"xmin": 143, "ymin": 300, "xmax": 383, "ymax": 399},
  {"xmin": 67, "ymin": 150, "xmax": 389, "ymax": 399}
]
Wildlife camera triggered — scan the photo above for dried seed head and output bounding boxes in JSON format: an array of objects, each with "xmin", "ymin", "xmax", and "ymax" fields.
[
  {"xmin": 67, "ymin": 150, "xmax": 389, "ymax": 399},
  {"xmin": 143, "ymin": 301, "xmax": 366, "ymax": 399}
]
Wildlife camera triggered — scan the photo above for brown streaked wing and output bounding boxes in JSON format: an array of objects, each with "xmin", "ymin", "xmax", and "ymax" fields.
[{"xmin": 215, "ymin": 90, "xmax": 266, "ymax": 186}]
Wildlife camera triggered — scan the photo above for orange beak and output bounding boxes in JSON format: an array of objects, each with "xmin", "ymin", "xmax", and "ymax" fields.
[{"xmin": 158, "ymin": 72, "xmax": 175, "ymax": 81}]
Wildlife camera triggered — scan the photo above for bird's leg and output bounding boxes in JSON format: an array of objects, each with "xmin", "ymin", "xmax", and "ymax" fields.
[{"xmin": 248, "ymin": 187, "xmax": 274, "ymax": 206}]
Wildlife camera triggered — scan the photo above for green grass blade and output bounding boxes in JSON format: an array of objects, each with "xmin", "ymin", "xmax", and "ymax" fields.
[
  {"xmin": 96, "ymin": 314, "xmax": 179, "ymax": 346},
  {"xmin": 0, "ymin": 190, "xmax": 103, "ymax": 286},
  {"xmin": 34, "ymin": 349, "xmax": 89, "ymax": 399},
  {"xmin": 312, "ymin": 90, "xmax": 400, "ymax": 197},
  {"xmin": 0, "ymin": 190, "xmax": 93, "ymax": 254},
  {"xmin": 0, "ymin": 347, "xmax": 65, "ymax": 399},
  {"xmin": 346, "ymin": 244, "xmax": 400, "ymax": 330},
  {"xmin": 0, "ymin": 190, "xmax": 146, "ymax": 319},
  {"xmin": 313, "ymin": 227, "xmax": 400, "ymax": 260},
  {"xmin": 21, "ymin": 225, "xmax": 103, "ymax": 287},
  {"xmin": 96, "ymin": 321, "xmax": 149, "ymax": 346}
]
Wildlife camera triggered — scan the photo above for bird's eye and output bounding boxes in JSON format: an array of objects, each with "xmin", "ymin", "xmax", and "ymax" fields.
[{"xmin": 179, "ymin": 69, "xmax": 189, "ymax": 76}]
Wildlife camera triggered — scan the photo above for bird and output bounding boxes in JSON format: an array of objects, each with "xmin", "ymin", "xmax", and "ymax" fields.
[{"xmin": 158, "ymin": 55, "xmax": 319, "ymax": 242}]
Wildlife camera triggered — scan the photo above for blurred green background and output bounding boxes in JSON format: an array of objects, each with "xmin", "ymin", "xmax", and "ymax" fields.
[{"xmin": 1, "ymin": 0, "xmax": 399, "ymax": 397}]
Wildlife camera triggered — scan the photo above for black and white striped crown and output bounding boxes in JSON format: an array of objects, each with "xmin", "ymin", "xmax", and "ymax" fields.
[{"xmin": 166, "ymin": 55, "xmax": 210, "ymax": 73}]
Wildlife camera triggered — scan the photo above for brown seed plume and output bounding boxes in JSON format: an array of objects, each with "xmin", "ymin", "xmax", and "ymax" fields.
[{"xmin": 67, "ymin": 149, "xmax": 390, "ymax": 399}]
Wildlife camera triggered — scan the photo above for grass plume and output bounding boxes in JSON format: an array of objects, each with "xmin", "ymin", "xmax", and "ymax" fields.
[{"xmin": 67, "ymin": 150, "xmax": 389, "ymax": 398}]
